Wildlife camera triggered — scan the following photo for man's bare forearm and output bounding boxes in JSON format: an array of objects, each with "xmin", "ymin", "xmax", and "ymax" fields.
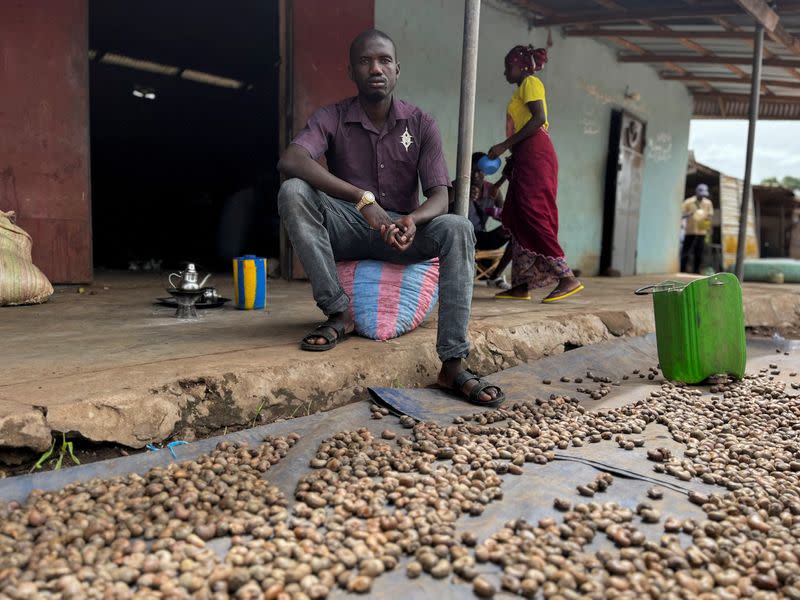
[
  {"xmin": 409, "ymin": 186, "xmax": 449, "ymax": 225},
  {"xmin": 277, "ymin": 144, "xmax": 363, "ymax": 203}
]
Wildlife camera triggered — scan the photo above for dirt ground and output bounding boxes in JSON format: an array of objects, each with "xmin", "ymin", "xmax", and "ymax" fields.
[
  {"xmin": 2, "ymin": 272, "xmax": 798, "ymax": 477},
  {"xmin": 747, "ymin": 324, "xmax": 800, "ymax": 340}
]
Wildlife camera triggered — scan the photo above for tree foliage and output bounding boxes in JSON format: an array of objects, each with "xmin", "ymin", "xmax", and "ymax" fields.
[{"xmin": 760, "ymin": 175, "xmax": 800, "ymax": 190}]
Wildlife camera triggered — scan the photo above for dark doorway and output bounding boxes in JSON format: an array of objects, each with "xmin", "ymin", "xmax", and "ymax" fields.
[
  {"xmin": 89, "ymin": 0, "xmax": 281, "ymax": 272},
  {"xmin": 601, "ymin": 110, "xmax": 646, "ymax": 276}
]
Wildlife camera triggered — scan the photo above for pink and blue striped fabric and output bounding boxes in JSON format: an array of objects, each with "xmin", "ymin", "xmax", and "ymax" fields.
[{"xmin": 336, "ymin": 259, "xmax": 440, "ymax": 341}]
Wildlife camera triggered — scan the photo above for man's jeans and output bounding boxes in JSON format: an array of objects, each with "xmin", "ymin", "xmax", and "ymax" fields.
[
  {"xmin": 681, "ymin": 234, "xmax": 705, "ymax": 274},
  {"xmin": 277, "ymin": 178, "xmax": 476, "ymax": 362}
]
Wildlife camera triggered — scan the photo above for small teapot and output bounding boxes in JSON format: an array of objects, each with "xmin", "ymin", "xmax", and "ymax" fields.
[{"xmin": 169, "ymin": 263, "xmax": 211, "ymax": 291}]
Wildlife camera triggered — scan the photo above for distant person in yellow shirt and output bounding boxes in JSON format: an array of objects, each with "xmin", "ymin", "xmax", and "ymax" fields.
[{"xmin": 681, "ymin": 183, "xmax": 714, "ymax": 274}]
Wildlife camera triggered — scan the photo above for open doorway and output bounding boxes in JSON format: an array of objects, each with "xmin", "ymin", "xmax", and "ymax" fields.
[{"xmin": 89, "ymin": 0, "xmax": 281, "ymax": 273}]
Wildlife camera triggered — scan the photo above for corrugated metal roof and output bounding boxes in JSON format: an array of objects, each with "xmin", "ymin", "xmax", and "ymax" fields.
[{"xmin": 501, "ymin": 0, "xmax": 800, "ymax": 119}]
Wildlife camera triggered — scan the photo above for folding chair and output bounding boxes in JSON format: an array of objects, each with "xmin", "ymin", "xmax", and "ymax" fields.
[{"xmin": 474, "ymin": 248, "xmax": 505, "ymax": 280}]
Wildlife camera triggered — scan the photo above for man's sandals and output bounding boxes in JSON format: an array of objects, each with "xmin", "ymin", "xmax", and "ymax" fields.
[
  {"xmin": 300, "ymin": 322, "xmax": 348, "ymax": 352},
  {"xmin": 448, "ymin": 370, "xmax": 506, "ymax": 407}
]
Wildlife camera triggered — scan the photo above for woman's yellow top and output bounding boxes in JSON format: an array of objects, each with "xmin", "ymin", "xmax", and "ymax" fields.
[{"xmin": 506, "ymin": 75, "xmax": 549, "ymax": 136}]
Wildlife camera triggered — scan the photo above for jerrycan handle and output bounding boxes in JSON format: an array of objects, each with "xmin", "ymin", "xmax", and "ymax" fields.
[
  {"xmin": 634, "ymin": 285, "xmax": 657, "ymax": 296},
  {"xmin": 634, "ymin": 280, "xmax": 684, "ymax": 295}
]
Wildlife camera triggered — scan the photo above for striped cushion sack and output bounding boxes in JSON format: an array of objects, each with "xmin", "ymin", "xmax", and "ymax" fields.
[
  {"xmin": 0, "ymin": 210, "xmax": 53, "ymax": 306},
  {"xmin": 336, "ymin": 259, "xmax": 439, "ymax": 341}
]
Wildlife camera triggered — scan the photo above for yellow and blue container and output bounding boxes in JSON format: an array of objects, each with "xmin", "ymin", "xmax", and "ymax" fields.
[{"xmin": 232, "ymin": 255, "xmax": 267, "ymax": 310}]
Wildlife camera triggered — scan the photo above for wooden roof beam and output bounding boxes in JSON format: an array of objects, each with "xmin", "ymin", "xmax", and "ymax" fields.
[
  {"xmin": 662, "ymin": 73, "xmax": 800, "ymax": 89},
  {"xmin": 735, "ymin": 0, "xmax": 780, "ymax": 32},
  {"xmin": 589, "ymin": 0, "xmax": 776, "ymax": 96},
  {"xmin": 599, "ymin": 34, "xmax": 697, "ymax": 80},
  {"xmin": 585, "ymin": 0, "xmax": 716, "ymax": 92},
  {"xmin": 694, "ymin": 91, "xmax": 800, "ymax": 102},
  {"xmin": 522, "ymin": 1, "xmax": 553, "ymax": 14},
  {"xmin": 535, "ymin": 1, "xmax": 800, "ymax": 27},
  {"xmin": 534, "ymin": 3, "xmax": 757, "ymax": 27},
  {"xmin": 583, "ymin": 0, "xmax": 770, "ymax": 95},
  {"xmin": 644, "ymin": 22, "xmax": 772, "ymax": 94},
  {"xmin": 512, "ymin": 0, "xmax": 553, "ymax": 20},
  {"xmin": 563, "ymin": 29, "xmax": 759, "ymax": 40},
  {"xmin": 714, "ymin": 15, "xmax": 800, "ymax": 81},
  {"xmin": 693, "ymin": 91, "xmax": 800, "ymax": 120},
  {"xmin": 618, "ymin": 54, "xmax": 800, "ymax": 68},
  {"xmin": 717, "ymin": 95, "xmax": 728, "ymax": 118},
  {"xmin": 769, "ymin": 23, "xmax": 800, "ymax": 55},
  {"xmin": 585, "ymin": 0, "xmax": 763, "ymax": 95},
  {"xmin": 734, "ymin": 0, "xmax": 800, "ymax": 56}
]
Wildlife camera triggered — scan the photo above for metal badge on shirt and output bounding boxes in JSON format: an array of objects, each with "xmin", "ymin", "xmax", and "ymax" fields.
[{"xmin": 400, "ymin": 126, "xmax": 414, "ymax": 151}]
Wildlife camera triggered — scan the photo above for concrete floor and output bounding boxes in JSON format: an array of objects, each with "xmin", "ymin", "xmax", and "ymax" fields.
[{"xmin": 2, "ymin": 270, "xmax": 798, "ymax": 453}]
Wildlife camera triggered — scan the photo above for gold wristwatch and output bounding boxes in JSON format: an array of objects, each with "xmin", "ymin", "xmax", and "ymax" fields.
[{"xmin": 355, "ymin": 191, "xmax": 376, "ymax": 212}]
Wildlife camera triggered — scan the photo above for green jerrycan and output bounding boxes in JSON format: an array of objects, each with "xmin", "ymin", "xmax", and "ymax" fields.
[{"xmin": 635, "ymin": 273, "xmax": 746, "ymax": 384}]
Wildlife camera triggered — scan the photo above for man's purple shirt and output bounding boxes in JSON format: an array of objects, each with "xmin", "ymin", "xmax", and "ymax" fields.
[{"xmin": 291, "ymin": 96, "xmax": 451, "ymax": 214}]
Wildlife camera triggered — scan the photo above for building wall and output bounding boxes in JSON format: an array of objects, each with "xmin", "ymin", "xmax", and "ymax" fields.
[
  {"xmin": 0, "ymin": 0, "xmax": 92, "ymax": 283},
  {"xmin": 375, "ymin": 0, "xmax": 692, "ymax": 274},
  {"xmin": 721, "ymin": 175, "xmax": 759, "ymax": 268},
  {"xmin": 291, "ymin": 0, "xmax": 374, "ymax": 135},
  {"xmin": 287, "ymin": 0, "xmax": 373, "ymax": 277}
]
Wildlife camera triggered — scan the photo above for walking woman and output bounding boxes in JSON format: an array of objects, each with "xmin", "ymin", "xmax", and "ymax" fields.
[{"xmin": 487, "ymin": 45, "xmax": 583, "ymax": 302}]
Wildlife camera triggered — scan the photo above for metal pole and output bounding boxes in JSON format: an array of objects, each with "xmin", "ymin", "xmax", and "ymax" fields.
[
  {"xmin": 735, "ymin": 23, "xmax": 764, "ymax": 280},
  {"xmin": 780, "ymin": 198, "xmax": 786, "ymax": 256},
  {"xmin": 454, "ymin": 0, "xmax": 481, "ymax": 218}
]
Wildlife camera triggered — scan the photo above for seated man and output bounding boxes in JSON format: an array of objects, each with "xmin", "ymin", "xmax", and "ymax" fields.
[
  {"xmin": 276, "ymin": 29, "xmax": 503, "ymax": 407},
  {"xmin": 462, "ymin": 152, "xmax": 510, "ymax": 289},
  {"xmin": 467, "ymin": 152, "xmax": 508, "ymax": 250}
]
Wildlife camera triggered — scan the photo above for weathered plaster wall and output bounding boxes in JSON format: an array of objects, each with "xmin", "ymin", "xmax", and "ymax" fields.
[
  {"xmin": 0, "ymin": 0, "xmax": 92, "ymax": 283},
  {"xmin": 376, "ymin": 0, "xmax": 692, "ymax": 273}
]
